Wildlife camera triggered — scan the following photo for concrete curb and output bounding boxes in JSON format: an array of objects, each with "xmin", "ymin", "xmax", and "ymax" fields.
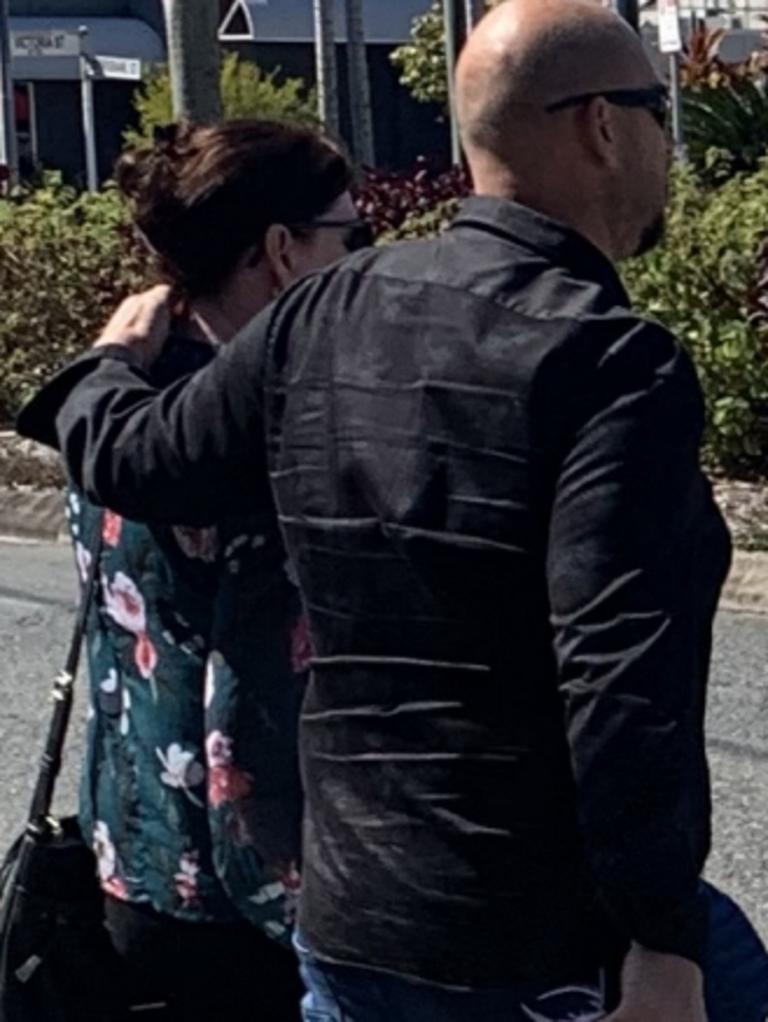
[
  {"xmin": 720, "ymin": 551, "xmax": 768, "ymax": 615},
  {"xmin": 1, "ymin": 486, "xmax": 767, "ymax": 614},
  {"xmin": 0, "ymin": 487, "xmax": 67, "ymax": 544}
]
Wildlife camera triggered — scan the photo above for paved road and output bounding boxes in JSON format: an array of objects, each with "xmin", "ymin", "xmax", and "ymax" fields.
[{"xmin": 1, "ymin": 540, "xmax": 766, "ymax": 942}]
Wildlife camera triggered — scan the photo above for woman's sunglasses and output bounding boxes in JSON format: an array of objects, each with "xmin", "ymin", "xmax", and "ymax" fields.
[{"xmin": 289, "ymin": 218, "xmax": 375, "ymax": 253}]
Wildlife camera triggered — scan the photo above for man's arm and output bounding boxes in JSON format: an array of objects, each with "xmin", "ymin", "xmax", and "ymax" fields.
[
  {"xmin": 547, "ymin": 319, "xmax": 727, "ymax": 970},
  {"xmin": 17, "ymin": 305, "xmax": 275, "ymax": 526}
]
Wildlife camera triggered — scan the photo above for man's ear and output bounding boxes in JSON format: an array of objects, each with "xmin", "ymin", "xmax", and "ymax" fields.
[{"xmin": 583, "ymin": 96, "xmax": 621, "ymax": 170}]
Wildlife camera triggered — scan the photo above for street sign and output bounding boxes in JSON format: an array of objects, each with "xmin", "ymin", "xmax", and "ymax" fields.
[
  {"xmin": 658, "ymin": 0, "xmax": 683, "ymax": 54},
  {"xmin": 91, "ymin": 55, "xmax": 143, "ymax": 81},
  {"xmin": 11, "ymin": 28, "xmax": 80, "ymax": 59}
]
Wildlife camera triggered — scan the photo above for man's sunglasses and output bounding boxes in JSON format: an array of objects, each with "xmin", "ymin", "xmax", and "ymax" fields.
[
  {"xmin": 545, "ymin": 84, "xmax": 670, "ymax": 131},
  {"xmin": 289, "ymin": 218, "xmax": 375, "ymax": 253}
]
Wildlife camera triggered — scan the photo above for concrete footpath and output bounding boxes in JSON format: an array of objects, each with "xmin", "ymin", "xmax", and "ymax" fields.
[{"xmin": 1, "ymin": 483, "xmax": 767, "ymax": 615}]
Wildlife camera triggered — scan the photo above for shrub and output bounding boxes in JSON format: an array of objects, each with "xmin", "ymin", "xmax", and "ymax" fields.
[
  {"xmin": 358, "ymin": 157, "xmax": 470, "ymax": 236},
  {"xmin": 390, "ymin": 3, "xmax": 449, "ymax": 110},
  {"xmin": 127, "ymin": 52, "xmax": 318, "ymax": 148},
  {"xmin": 0, "ymin": 175, "xmax": 150, "ymax": 425},
  {"xmin": 622, "ymin": 164, "xmax": 768, "ymax": 477},
  {"xmin": 1, "ymin": 160, "xmax": 766, "ymax": 479},
  {"xmin": 684, "ymin": 81, "xmax": 768, "ymax": 186},
  {"xmin": 681, "ymin": 28, "xmax": 768, "ymax": 187},
  {"xmin": 390, "ymin": 1, "xmax": 500, "ymax": 111}
]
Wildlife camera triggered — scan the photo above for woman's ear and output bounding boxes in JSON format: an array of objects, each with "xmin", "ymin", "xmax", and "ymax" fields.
[{"xmin": 263, "ymin": 223, "xmax": 298, "ymax": 291}]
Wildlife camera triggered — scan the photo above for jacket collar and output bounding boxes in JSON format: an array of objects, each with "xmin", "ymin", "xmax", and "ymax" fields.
[{"xmin": 451, "ymin": 195, "xmax": 628, "ymax": 300}]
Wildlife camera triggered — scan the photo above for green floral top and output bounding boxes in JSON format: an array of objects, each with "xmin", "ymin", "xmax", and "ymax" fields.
[{"xmin": 69, "ymin": 336, "xmax": 309, "ymax": 944}]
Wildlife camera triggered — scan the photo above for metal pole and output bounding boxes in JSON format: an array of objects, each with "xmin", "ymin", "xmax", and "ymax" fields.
[
  {"xmin": 0, "ymin": 0, "xmax": 18, "ymax": 186},
  {"xmin": 313, "ymin": 0, "xmax": 340, "ymax": 134},
  {"xmin": 162, "ymin": 0, "xmax": 222, "ymax": 123},
  {"xmin": 344, "ymin": 0, "xmax": 375, "ymax": 165},
  {"xmin": 79, "ymin": 28, "xmax": 98, "ymax": 192},
  {"xmin": 443, "ymin": 0, "xmax": 462, "ymax": 166},
  {"xmin": 669, "ymin": 51, "xmax": 686, "ymax": 160}
]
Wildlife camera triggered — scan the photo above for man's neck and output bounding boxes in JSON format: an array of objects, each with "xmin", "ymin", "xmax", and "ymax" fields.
[{"xmin": 471, "ymin": 164, "xmax": 617, "ymax": 263}]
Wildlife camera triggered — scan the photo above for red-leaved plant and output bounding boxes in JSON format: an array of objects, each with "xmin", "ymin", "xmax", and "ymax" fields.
[{"xmin": 356, "ymin": 156, "xmax": 471, "ymax": 237}]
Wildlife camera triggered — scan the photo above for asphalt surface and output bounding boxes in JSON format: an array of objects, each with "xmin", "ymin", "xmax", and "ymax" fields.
[{"xmin": 0, "ymin": 540, "xmax": 766, "ymax": 944}]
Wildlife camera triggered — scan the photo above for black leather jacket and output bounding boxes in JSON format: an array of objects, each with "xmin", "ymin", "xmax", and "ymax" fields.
[{"xmin": 18, "ymin": 197, "xmax": 731, "ymax": 988}]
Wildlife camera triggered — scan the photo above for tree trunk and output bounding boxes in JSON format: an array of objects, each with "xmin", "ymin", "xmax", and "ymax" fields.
[
  {"xmin": 313, "ymin": 0, "xmax": 340, "ymax": 135},
  {"xmin": 162, "ymin": 0, "xmax": 222, "ymax": 123},
  {"xmin": 344, "ymin": 0, "xmax": 375, "ymax": 166}
]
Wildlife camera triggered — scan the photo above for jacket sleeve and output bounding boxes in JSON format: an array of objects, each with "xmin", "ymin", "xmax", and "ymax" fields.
[
  {"xmin": 546, "ymin": 319, "xmax": 726, "ymax": 968},
  {"xmin": 16, "ymin": 312, "xmax": 274, "ymax": 526}
]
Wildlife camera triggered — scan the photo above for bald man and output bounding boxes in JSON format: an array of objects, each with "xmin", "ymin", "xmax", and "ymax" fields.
[{"xmin": 20, "ymin": 2, "xmax": 730, "ymax": 1020}]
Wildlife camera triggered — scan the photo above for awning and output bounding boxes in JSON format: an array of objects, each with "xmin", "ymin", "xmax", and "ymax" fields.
[
  {"xmin": 222, "ymin": 0, "xmax": 429, "ymax": 45},
  {"xmin": 10, "ymin": 17, "xmax": 165, "ymax": 81}
]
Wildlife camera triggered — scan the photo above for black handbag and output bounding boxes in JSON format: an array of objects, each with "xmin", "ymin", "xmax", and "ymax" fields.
[{"xmin": 0, "ymin": 522, "xmax": 124, "ymax": 1021}]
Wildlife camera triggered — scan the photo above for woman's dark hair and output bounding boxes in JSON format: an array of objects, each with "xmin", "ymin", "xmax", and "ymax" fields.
[{"xmin": 116, "ymin": 120, "xmax": 353, "ymax": 298}]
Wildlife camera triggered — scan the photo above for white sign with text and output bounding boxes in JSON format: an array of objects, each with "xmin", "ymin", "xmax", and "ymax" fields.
[
  {"xmin": 658, "ymin": 0, "xmax": 683, "ymax": 54},
  {"xmin": 92, "ymin": 56, "xmax": 143, "ymax": 81}
]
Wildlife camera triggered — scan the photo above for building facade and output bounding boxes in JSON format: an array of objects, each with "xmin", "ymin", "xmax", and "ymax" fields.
[{"xmin": 9, "ymin": 0, "xmax": 449, "ymax": 184}]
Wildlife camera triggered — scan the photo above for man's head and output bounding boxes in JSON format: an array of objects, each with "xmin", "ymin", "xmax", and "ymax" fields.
[{"xmin": 456, "ymin": 0, "xmax": 669, "ymax": 261}]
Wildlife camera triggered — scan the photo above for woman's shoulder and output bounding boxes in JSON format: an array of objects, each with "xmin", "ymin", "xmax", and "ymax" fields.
[{"xmin": 150, "ymin": 332, "xmax": 217, "ymax": 388}]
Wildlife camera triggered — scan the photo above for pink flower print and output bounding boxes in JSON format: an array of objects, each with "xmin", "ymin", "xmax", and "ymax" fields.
[
  {"xmin": 156, "ymin": 744, "xmax": 205, "ymax": 807},
  {"xmin": 93, "ymin": 821, "xmax": 116, "ymax": 882},
  {"xmin": 93, "ymin": 821, "xmax": 128, "ymax": 900},
  {"xmin": 102, "ymin": 510, "xmax": 122, "ymax": 548},
  {"xmin": 249, "ymin": 881, "xmax": 285, "ymax": 907},
  {"xmin": 290, "ymin": 615, "xmax": 313, "ymax": 674},
  {"xmin": 204, "ymin": 657, "xmax": 216, "ymax": 710},
  {"xmin": 134, "ymin": 633, "xmax": 158, "ymax": 680},
  {"xmin": 281, "ymin": 863, "xmax": 302, "ymax": 896},
  {"xmin": 206, "ymin": 730, "xmax": 253, "ymax": 808},
  {"xmin": 208, "ymin": 765, "xmax": 253, "ymax": 809},
  {"xmin": 74, "ymin": 542, "xmax": 92, "ymax": 585},
  {"xmin": 103, "ymin": 572, "xmax": 147, "ymax": 635},
  {"xmin": 282, "ymin": 863, "xmax": 302, "ymax": 926},
  {"xmin": 103, "ymin": 876, "xmax": 129, "ymax": 901},
  {"xmin": 174, "ymin": 851, "xmax": 201, "ymax": 908},
  {"xmin": 172, "ymin": 527, "xmax": 219, "ymax": 563},
  {"xmin": 206, "ymin": 730, "xmax": 233, "ymax": 769}
]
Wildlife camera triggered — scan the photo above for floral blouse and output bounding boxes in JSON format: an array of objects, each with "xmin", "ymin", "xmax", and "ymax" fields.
[{"xmin": 69, "ymin": 336, "xmax": 308, "ymax": 944}]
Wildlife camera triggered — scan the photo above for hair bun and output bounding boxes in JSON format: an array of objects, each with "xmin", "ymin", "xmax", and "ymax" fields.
[
  {"xmin": 115, "ymin": 122, "xmax": 191, "ymax": 203},
  {"xmin": 152, "ymin": 123, "xmax": 180, "ymax": 149}
]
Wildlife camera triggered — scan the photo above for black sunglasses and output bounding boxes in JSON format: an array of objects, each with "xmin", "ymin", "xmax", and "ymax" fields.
[
  {"xmin": 546, "ymin": 84, "xmax": 670, "ymax": 130},
  {"xmin": 289, "ymin": 218, "xmax": 375, "ymax": 253}
]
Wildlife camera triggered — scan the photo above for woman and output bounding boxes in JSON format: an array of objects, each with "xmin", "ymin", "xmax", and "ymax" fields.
[{"xmin": 61, "ymin": 120, "xmax": 365, "ymax": 1021}]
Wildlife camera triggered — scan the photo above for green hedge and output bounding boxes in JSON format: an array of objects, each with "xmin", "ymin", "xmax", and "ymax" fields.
[
  {"xmin": 0, "ymin": 165, "xmax": 766, "ymax": 478},
  {"xmin": 127, "ymin": 53, "xmax": 318, "ymax": 149},
  {"xmin": 0, "ymin": 176, "xmax": 150, "ymax": 424},
  {"xmin": 622, "ymin": 163, "xmax": 768, "ymax": 476}
]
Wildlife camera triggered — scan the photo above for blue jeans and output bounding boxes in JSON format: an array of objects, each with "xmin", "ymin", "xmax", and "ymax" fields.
[
  {"xmin": 296, "ymin": 884, "xmax": 768, "ymax": 1022},
  {"xmin": 702, "ymin": 882, "xmax": 768, "ymax": 1022},
  {"xmin": 295, "ymin": 934, "xmax": 608, "ymax": 1022}
]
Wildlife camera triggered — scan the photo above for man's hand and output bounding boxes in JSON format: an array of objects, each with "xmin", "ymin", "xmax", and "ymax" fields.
[
  {"xmin": 94, "ymin": 285, "xmax": 172, "ymax": 368},
  {"xmin": 603, "ymin": 945, "xmax": 707, "ymax": 1022}
]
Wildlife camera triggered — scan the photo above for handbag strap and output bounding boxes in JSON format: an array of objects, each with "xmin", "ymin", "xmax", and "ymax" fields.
[{"xmin": 26, "ymin": 510, "xmax": 104, "ymax": 834}]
